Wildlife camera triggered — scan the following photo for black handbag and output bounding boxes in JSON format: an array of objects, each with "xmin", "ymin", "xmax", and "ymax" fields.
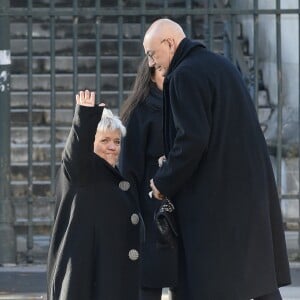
[{"xmin": 154, "ymin": 198, "xmax": 179, "ymax": 248}]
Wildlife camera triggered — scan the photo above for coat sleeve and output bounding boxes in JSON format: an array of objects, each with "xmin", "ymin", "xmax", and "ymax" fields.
[
  {"xmin": 153, "ymin": 68, "xmax": 212, "ymax": 198},
  {"xmin": 62, "ymin": 104, "xmax": 104, "ymax": 184},
  {"xmin": 119, "ymin": 107, "xmax": 148, "ymax": 201}
]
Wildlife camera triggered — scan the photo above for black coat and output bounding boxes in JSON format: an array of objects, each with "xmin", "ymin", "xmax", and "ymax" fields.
[
  {"xmin": 153, "ymin": 38, "xmax": 291, "ymax": 300},
  {"xmin": 119, "ymin": 83, "xmax": 178, "ymax": 288},
  {"xmin": 47, "ymin": 105, "xmax": 141, "ymax": 300}
]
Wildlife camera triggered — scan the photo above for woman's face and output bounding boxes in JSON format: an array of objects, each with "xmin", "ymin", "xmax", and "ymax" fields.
[
  {"xmin": 94, "ymin": 129, "xmax": 121, "ymax": 167},
  {"xmin": 152, "ymin": 68, "xmax": 165, "ymax": 91}
]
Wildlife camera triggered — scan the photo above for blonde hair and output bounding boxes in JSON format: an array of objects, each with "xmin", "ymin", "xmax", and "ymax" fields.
[{"xmin": 97, "ymin": 108, "xmax": 126, "ymax": 137}]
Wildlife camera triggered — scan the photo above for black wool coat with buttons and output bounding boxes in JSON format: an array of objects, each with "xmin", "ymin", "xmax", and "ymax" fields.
[
  {"xmin": 47, "ymin": 105, "xmax": 141, "ymax": 300},
  {"xmin": 153, "ymin": 38, "xmax": 291, "ymax": 300},
  {"xmin": 119, "ymin": 83, "xmax": 178, "ymax": 288}
]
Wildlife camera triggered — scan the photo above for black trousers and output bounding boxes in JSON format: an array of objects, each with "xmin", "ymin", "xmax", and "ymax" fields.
[
  {"xmin": 253, "ymin": 289, "xmax": 282, "ymax": 300},
  {"xmin": 139, "ymin": 287, "xmax": 178, "ymax": 300}
]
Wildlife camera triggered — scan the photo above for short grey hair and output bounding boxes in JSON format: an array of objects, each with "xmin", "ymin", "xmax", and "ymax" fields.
[{"xmin": 97, "ymin": 108, "xmax": 126, "ymax": 137}]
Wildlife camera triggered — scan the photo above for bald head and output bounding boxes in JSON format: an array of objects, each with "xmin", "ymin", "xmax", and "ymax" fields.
[
  {"xmin": 143, "ymin": 19, "xmax": 186, "ymax": 75},
  {"xmin": 144, "ymin": 18, "xmax": 186, "ymax": 47}
]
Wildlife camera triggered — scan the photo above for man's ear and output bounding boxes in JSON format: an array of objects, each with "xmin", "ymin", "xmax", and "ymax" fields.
[
  {"xmin": 167, "ymin": 38, "xmax": 176, "ymax": 53},
  {"xmin": 166, "ymin": 38, "xmax": 172, "ymax": 48},
  {"xmin": 165, "ymin": 38, "xmax": 173, "ymax": 49}
]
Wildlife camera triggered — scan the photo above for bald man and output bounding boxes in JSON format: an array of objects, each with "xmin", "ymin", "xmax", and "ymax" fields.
[{"xmin": 145, "ymin": 18, "xmax": 290, "ymax": 300}]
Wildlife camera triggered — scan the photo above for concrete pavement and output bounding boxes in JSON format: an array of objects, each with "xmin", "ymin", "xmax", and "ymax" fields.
[
  {"xmin": 0, "ymin": 263, "xmax": 299, "ymax": 300},
  {"xmin": 0, "ymin": 295, "xmax": 44, "ymax": 300}
]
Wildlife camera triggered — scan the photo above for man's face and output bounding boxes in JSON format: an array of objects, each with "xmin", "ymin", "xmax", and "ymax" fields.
[{"xmin": 143, "ymin": 37, "xmax": 173, "ymax": 76}]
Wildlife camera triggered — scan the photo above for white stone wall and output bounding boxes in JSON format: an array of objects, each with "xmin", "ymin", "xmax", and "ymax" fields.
[{"xmin": 235, "ymin": 0, "xmax": 299, "ymax": 221}]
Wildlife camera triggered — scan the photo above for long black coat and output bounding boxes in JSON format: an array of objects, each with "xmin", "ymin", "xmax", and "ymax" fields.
[
  {"xmin": 47, "ymin": 105, "xmax": 141, "ymax": 300},
  {"xmin": 153, "ymin": 38, "xmax": 291, "ymax": 300},
  {"xmin": 119, "ymin": 83, "xmax": 178, "ymax": 288}
]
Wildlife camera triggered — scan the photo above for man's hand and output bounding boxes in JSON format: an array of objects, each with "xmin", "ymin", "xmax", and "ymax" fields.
[
  {"xmin": 76, "ymin": 90, "xmax": 95, "ymax": 107},
  {"xmin": 158, "ymin": 155, "xmax": 166, "ymax": 167},
  {"xmin": 150, "ymin": 179, "xmax": 164, "ymax": 200}
]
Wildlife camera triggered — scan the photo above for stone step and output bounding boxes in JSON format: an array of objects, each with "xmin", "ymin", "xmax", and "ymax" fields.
[
  {"xmin": 11, "ymin": 38, "xmax": 142, "ymax": 56},
  {"xmin": 14, "ymin": 202, "xmax": 54, "ymax": 224},
  {"xmin": 10, "ymin": 91, "xmax": 125, "ymax": 109},
  {"xmin": 11, "ymin": 163, "xmax": 60, "ymax": 181},
  {"xmin": 10, "ymin": 18, "xmax": 223, "ymax": 40},
  {"xmin": 15, "ymin": 234, "xmax": 51, "ymax": 263},
  {"xmin": 11, "ymin": 22, "xmax": 144, "ymax": 40},
  {"xmin": 11, "ymin": 0, "xmax": 135, "ymax": 7},
  {"xmin": 10, "ymin": 143, "xmax": 64, "ymax": 164},
  {"xmin": 15, "ymin": 218, "xmax": 53, "ymax": 228},
  {"xmin": 10, "ymin": 108, "xmax": 74, "ymax": 126},
  {"xmin": 11, "ymin": 55, "xmax": 142, "ymax": 74},
  {"xmin": 10, "ymin": 107, "xmax": 121, "ymax": 128},
  {"xmin": 10, "ymin": 73, "xmax": 136, "ymax": 92},
  {"xmin": 11, "ymin": 126, "xmax": 69, "ymax": 144},
  {"xmin": 11, "ymin": 181, "xmax": 53, "ymax": 198},
  {"xmin": 9, "ymin": 90, "xmax": 273, "ymax": 116},
  {"xmin": 10, "ymin": 37, "xmax": 225, "ymax": 57},
  {"xmin": 10, "ymin": 0, "xmax": 202, "ymax": 10}
]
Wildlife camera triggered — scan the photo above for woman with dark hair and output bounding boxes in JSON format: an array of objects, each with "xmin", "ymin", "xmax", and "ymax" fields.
[{"xmin": 119, "ymin": 58, "xmax": 178, "ymax": 300}]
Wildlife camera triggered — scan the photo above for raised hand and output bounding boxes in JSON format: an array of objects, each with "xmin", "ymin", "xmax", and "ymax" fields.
[{"xmin": 76, "ymin": 90, "xmax": 95, "ymax": 107}]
